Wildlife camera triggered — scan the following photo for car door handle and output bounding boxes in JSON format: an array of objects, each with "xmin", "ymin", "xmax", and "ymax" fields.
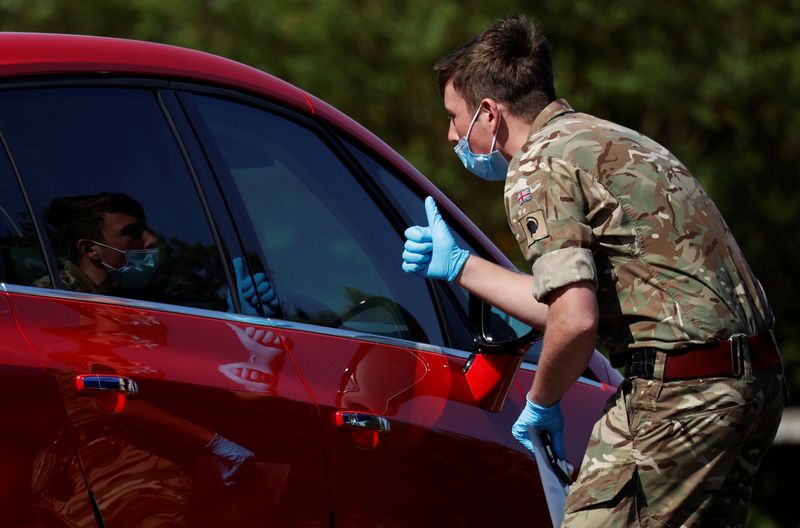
[
  {"xmin": 75, "ymin": 375, "xmax": 139, "ymax": 395},
  {"xmin": 334, "ymin": 411, "xmax": 390, "ymax": 433}
]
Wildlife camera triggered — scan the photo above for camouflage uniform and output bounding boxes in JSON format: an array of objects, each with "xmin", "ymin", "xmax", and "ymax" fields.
[
  {"xmin": 32, "ymin": 260, "xmax": 113, "ymax": 294},
  {"xmin": 504, "ymin": 99, "xmax": 784, "ymax": 527}
]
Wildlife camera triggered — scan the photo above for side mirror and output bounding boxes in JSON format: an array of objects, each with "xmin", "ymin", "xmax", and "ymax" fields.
[
  {"xmin": 464, "ymin": 294, "xmax": 542, "ymax": 412},
  {"xmin": 468, "ymin": 294, "xmax": 542, "ymax": 353}
]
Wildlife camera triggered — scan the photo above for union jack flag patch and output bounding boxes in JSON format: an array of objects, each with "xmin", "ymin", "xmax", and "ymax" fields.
[{"xmin": 516, "ymin": 187, "xmax": 532, "ymax": 206}]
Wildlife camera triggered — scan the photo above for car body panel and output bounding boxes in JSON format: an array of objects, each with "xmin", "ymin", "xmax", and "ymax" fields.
[
  {"xmin": 0, "ymin": 33, "xmax": 313, "ymax": 114},
  {"xmin": 281, "ymin": 325, "xmax": 546, "ymax": 526},
  {"xmin": 6, "ymin": 287, "xmax": 329, "ymax": 527},
  {"xmin": 0, "ymin": 289, "xmax": 97, "ymax": 526}
]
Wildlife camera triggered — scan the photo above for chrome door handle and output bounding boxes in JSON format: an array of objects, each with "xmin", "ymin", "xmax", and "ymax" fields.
[
  {"xmin": 75, "ymin": 375, "xmax": 139, "ymax": 395},
  {"xmin": 334, "ymin": 411, "xmax": 390, "ymax": 433}
]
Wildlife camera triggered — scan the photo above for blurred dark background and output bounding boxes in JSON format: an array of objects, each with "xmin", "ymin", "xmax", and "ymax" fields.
[{"xmin": 1, "ymin": 1, "xmax": 796, "ymax": 525}]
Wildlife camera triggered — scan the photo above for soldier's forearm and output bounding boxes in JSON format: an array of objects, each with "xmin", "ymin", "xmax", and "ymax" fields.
[{"xmin": 455, "ymin": 254, "xmax": 549, "ymax": 329}]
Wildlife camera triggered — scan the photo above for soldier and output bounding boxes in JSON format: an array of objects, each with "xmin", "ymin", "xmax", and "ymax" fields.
[
  {"xmin": 34, "ymin": 192, "xmax": 160, "ymax": 294},
  {"xmin": 401, "ymin": 15, "xmax": 784, "ymax": 526}
]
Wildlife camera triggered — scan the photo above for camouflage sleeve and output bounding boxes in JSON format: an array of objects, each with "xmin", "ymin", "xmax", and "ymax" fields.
[{"xmin": 505, "ymin": 156, "xmax": 597, "ymax": 302}]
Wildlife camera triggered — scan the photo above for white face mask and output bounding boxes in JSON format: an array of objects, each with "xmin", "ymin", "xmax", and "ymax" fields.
[{"xmin": 453, "ymin": 106, "xmax": 509, "ymax": 181}]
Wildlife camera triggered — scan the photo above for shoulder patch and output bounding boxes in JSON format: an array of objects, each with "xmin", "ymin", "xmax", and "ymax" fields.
[
  {"xmin": 518, "ymin": 210, "xmax": 549, "ymax": 246},
  {"xmin": 516, "ymin": 187, "xmax": 533, "ymax": 206}
]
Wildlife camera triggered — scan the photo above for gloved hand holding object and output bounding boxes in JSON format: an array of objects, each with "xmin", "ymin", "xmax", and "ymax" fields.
[
  {"xmin": 402, "ymin": 196, "xmax": 469, "ymax": 282},
  {"xmin": 205, "ymin": 433, "xmax": 255, "ymax": 486},
  {"xmin": 512, "ymin": 397, "xmax": 566, "ymax": 460},
  {"xmin": 230, "ymin": 256, "xmax": 279, "ymax": 316}
]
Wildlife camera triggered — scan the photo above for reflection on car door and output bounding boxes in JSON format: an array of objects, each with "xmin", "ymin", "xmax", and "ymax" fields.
[
  {"xmin": 287, "ymin": 326, "xmax": 555, "ymax": 525},
  {"xmin": 7, "ymin": 293, "xmax": 328, "ymax": 527},
  {"xmin": 0, "ymin": 292, "xmax": 98, "ymax": 526}
]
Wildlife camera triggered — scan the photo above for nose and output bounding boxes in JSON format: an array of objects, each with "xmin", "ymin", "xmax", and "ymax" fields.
[
  {"xmin": 142, "ymin": 229, "xmax": 157, "ymax": 248},
  {"xmin": 447, "ymin": 121, "xmax": 460, "ymax": 144}
]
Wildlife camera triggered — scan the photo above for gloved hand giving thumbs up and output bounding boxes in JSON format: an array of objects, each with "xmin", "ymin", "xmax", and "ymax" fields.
[
  {"xmin": 401, "ymin": 196, "xmax": 470, "ymax": 282},
  {"xmin": 229, "ymin": 256, "xmax": 279, "ymax": 316}
]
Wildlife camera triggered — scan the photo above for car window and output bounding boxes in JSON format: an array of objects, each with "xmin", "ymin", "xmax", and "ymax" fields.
[
  {"xmin": 190, "ymin": 95, "xmax": 445, "ymax": 345},
  {"xmin": 342, "ymin": 138, "xmax": 539, "ymax": 357},
  {"xmin": 0, "ymin": 87, "xmax": 230, "ymax": 311},
  {"xmin": 0, "ymin": 144, "xmax": 48, "ymax": 285}
]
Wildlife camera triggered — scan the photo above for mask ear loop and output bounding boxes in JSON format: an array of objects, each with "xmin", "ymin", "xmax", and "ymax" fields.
[
  {"xmin": 489, "ymin": 107, "xmax": 503, "ymax": 152},
  {"xmin": 90, "ymin": 240, "xmax": 129, "ymax": 271},
  {"xmin": 466, "ymin": 106, "xmax": 502, "ymax": 152},
  {"xmin": 463, "ymin": 106, "xmax": 482, "ymax": 145}
]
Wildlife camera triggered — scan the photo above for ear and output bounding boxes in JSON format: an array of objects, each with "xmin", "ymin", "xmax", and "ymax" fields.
[
  {"xmin": 479, "ymin": 98, "xmax": 502, "ymax": 133},
  {"xmin": 76, "ymin": 239, "xmax": 101, "ymax": 261}
]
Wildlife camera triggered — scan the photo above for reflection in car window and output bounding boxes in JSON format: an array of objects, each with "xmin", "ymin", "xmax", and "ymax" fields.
[
  {"xmin": 192, "ymin": 95, "xmax": 444, "ymax": 345},
  {"xmin": 0, "ymin": 87, "xmax": 229, "ymax": 310},
  {"xmin": 0, "ymin": 145, "xmax": 47, "ymax": 285}
]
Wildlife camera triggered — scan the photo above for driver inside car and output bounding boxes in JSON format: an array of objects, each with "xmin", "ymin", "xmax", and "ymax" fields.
[{"xmin": 34, "ymin": 192, "xmax": 160, "ymax": 294}]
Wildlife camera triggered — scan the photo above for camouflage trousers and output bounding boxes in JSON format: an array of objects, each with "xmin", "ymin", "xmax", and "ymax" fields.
[{"xmin": 562, "ymin": 352, "xmax": 784, "ymax": 528}]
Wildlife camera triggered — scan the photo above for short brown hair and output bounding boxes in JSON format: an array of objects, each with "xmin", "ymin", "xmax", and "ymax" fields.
[
  {"xmin": 46, "ymin": 193, "xmax": 146, "ymax": 262},
  {"xmin": 435, "ymin": 16, "xmax": 555, "ymax": 122}
]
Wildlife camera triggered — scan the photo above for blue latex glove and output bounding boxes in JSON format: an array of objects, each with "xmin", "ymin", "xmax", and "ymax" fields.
[
  {"xmin": 512, "ymin": 398, "xmax": 566, "ymax": 460},
  {"xmin": 230, "ymin": 257, "xmax": 278, "ymax": 316},
  {"xmin": 205, "ymin": 433, "xmax": 255, "ymax": 486},
  {"xmin": 402, "ymin": 196, "xmax": 469, "ymax": 282}
]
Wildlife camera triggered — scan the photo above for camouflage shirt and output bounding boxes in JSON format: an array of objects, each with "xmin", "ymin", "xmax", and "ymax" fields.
[
  {"xmin": 505, "ymin": 99, "xmax": 773, "ymax": 365},
  {"xmin": 32, "ymin": 260, "xmax": 113, "ymax": 295}
]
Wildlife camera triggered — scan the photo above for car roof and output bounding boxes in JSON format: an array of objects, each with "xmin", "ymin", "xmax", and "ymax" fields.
[
  {"xmin": 0, "ymin": 32, "xmax": 314, "ymax": 112},
  {"xmin": 0, "ymin": 32, "xmax": 509, "ymax": 267}
]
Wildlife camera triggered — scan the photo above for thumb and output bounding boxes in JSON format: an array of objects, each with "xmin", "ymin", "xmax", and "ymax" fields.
[
  {"xmin": 424, "ymin": 196, "xmax": 441, "ymax": 228},
  {"xmin": 232, "ymin": 256, "xmax": 245, "ymax": 283}
]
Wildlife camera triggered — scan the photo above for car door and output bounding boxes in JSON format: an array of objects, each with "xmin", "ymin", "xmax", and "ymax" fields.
[
  {"xmin": 179, "ymin": 88, "xmax": 584, "ymax": 526},
  {"xmin": 0, "ymin": 146, "xmax": 98, "ymax": 527},
  {"xmin": 0, "ymin": 81, "xmax": 329, "ymax": 527}
]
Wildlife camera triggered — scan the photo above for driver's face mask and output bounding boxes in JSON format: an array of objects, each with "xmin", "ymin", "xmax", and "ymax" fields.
[
  {"xmin": 92, "ymin": 240, "xmax": 161, "ymax": 289},
  {"xmin": 454, "ymin": 106, "xmax": 509, "ymax": 181}
]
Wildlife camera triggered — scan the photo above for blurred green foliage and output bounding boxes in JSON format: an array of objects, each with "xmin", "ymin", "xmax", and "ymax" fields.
[{"xmin": 0, "ymin": 1, "xmax": 797, "ymax": 522}]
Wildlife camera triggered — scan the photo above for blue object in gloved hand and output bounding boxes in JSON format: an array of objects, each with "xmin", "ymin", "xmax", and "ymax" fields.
[
  {"xmin": 205, "ymin": 433, "xmax": 255, "ymax": 486},
  {"xmin": 401, "ymin": 196, "xmax": 469, "ymax": 282},
  {"xmin": 512, "ymin": 397, "xmax": 566, "ymax": 460},
  {"xmin": 230, "ymin": 256, "xmax": 279, "ymax": 316}
]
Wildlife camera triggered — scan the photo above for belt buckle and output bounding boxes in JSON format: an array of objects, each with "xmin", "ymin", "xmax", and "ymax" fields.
[{"xmin": 729, "ymin": 333, "xmax": 754, "ymax": 381}]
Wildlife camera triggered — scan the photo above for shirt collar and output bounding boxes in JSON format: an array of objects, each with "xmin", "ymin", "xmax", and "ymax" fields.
[{"xmin": 528, "ymin": 98, "xmax": 575, "ymax": 135}]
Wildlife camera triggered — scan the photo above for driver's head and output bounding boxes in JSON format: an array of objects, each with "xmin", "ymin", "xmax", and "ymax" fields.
[{"xmin": 47, "ymin": 192, "xmax": 156, "ymax": 273}]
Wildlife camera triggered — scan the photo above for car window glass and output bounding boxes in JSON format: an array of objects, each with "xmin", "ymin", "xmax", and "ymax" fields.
[
  {"xmin": 343, "ymin": 138, "xmax": 539, "ymax": 359},
  {"xmin": 342, "ymin": 140, "xmax": 475, "ymax": 349},
  {"xmin": 0, "ymin": 145, "xmax": 48, "ymax": 285},
  {"xmin": 0, "ymin": 87, "xmax": 229, "ymax": 311},
  {"xmin": 191, "ymin": 95, "xmax": 444, "ymax": 345}
]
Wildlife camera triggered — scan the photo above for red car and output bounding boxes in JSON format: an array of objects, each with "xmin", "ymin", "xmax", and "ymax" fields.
[{"xmin": 0, "ymin": 33, "xmax": 621, "ymax": 527}]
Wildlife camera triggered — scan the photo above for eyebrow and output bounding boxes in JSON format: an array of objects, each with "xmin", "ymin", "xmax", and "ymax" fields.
[{"xmin": 120, "ymin": 221, "xmax": 147, "ymax": 238}]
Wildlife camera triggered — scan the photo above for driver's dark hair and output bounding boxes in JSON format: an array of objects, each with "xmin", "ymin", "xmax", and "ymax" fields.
[
  {"xmin": 434, "ymin": 15, "xmax": 556, "ymax": 122},
  {"xmin": 46, "ymin": 193, "xmax": 145, "ymax": 262}
]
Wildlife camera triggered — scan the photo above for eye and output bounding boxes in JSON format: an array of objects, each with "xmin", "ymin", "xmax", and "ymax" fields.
[{"xmin": 123, "ymin": 223, "xmax": 147, "ymax": 240}]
